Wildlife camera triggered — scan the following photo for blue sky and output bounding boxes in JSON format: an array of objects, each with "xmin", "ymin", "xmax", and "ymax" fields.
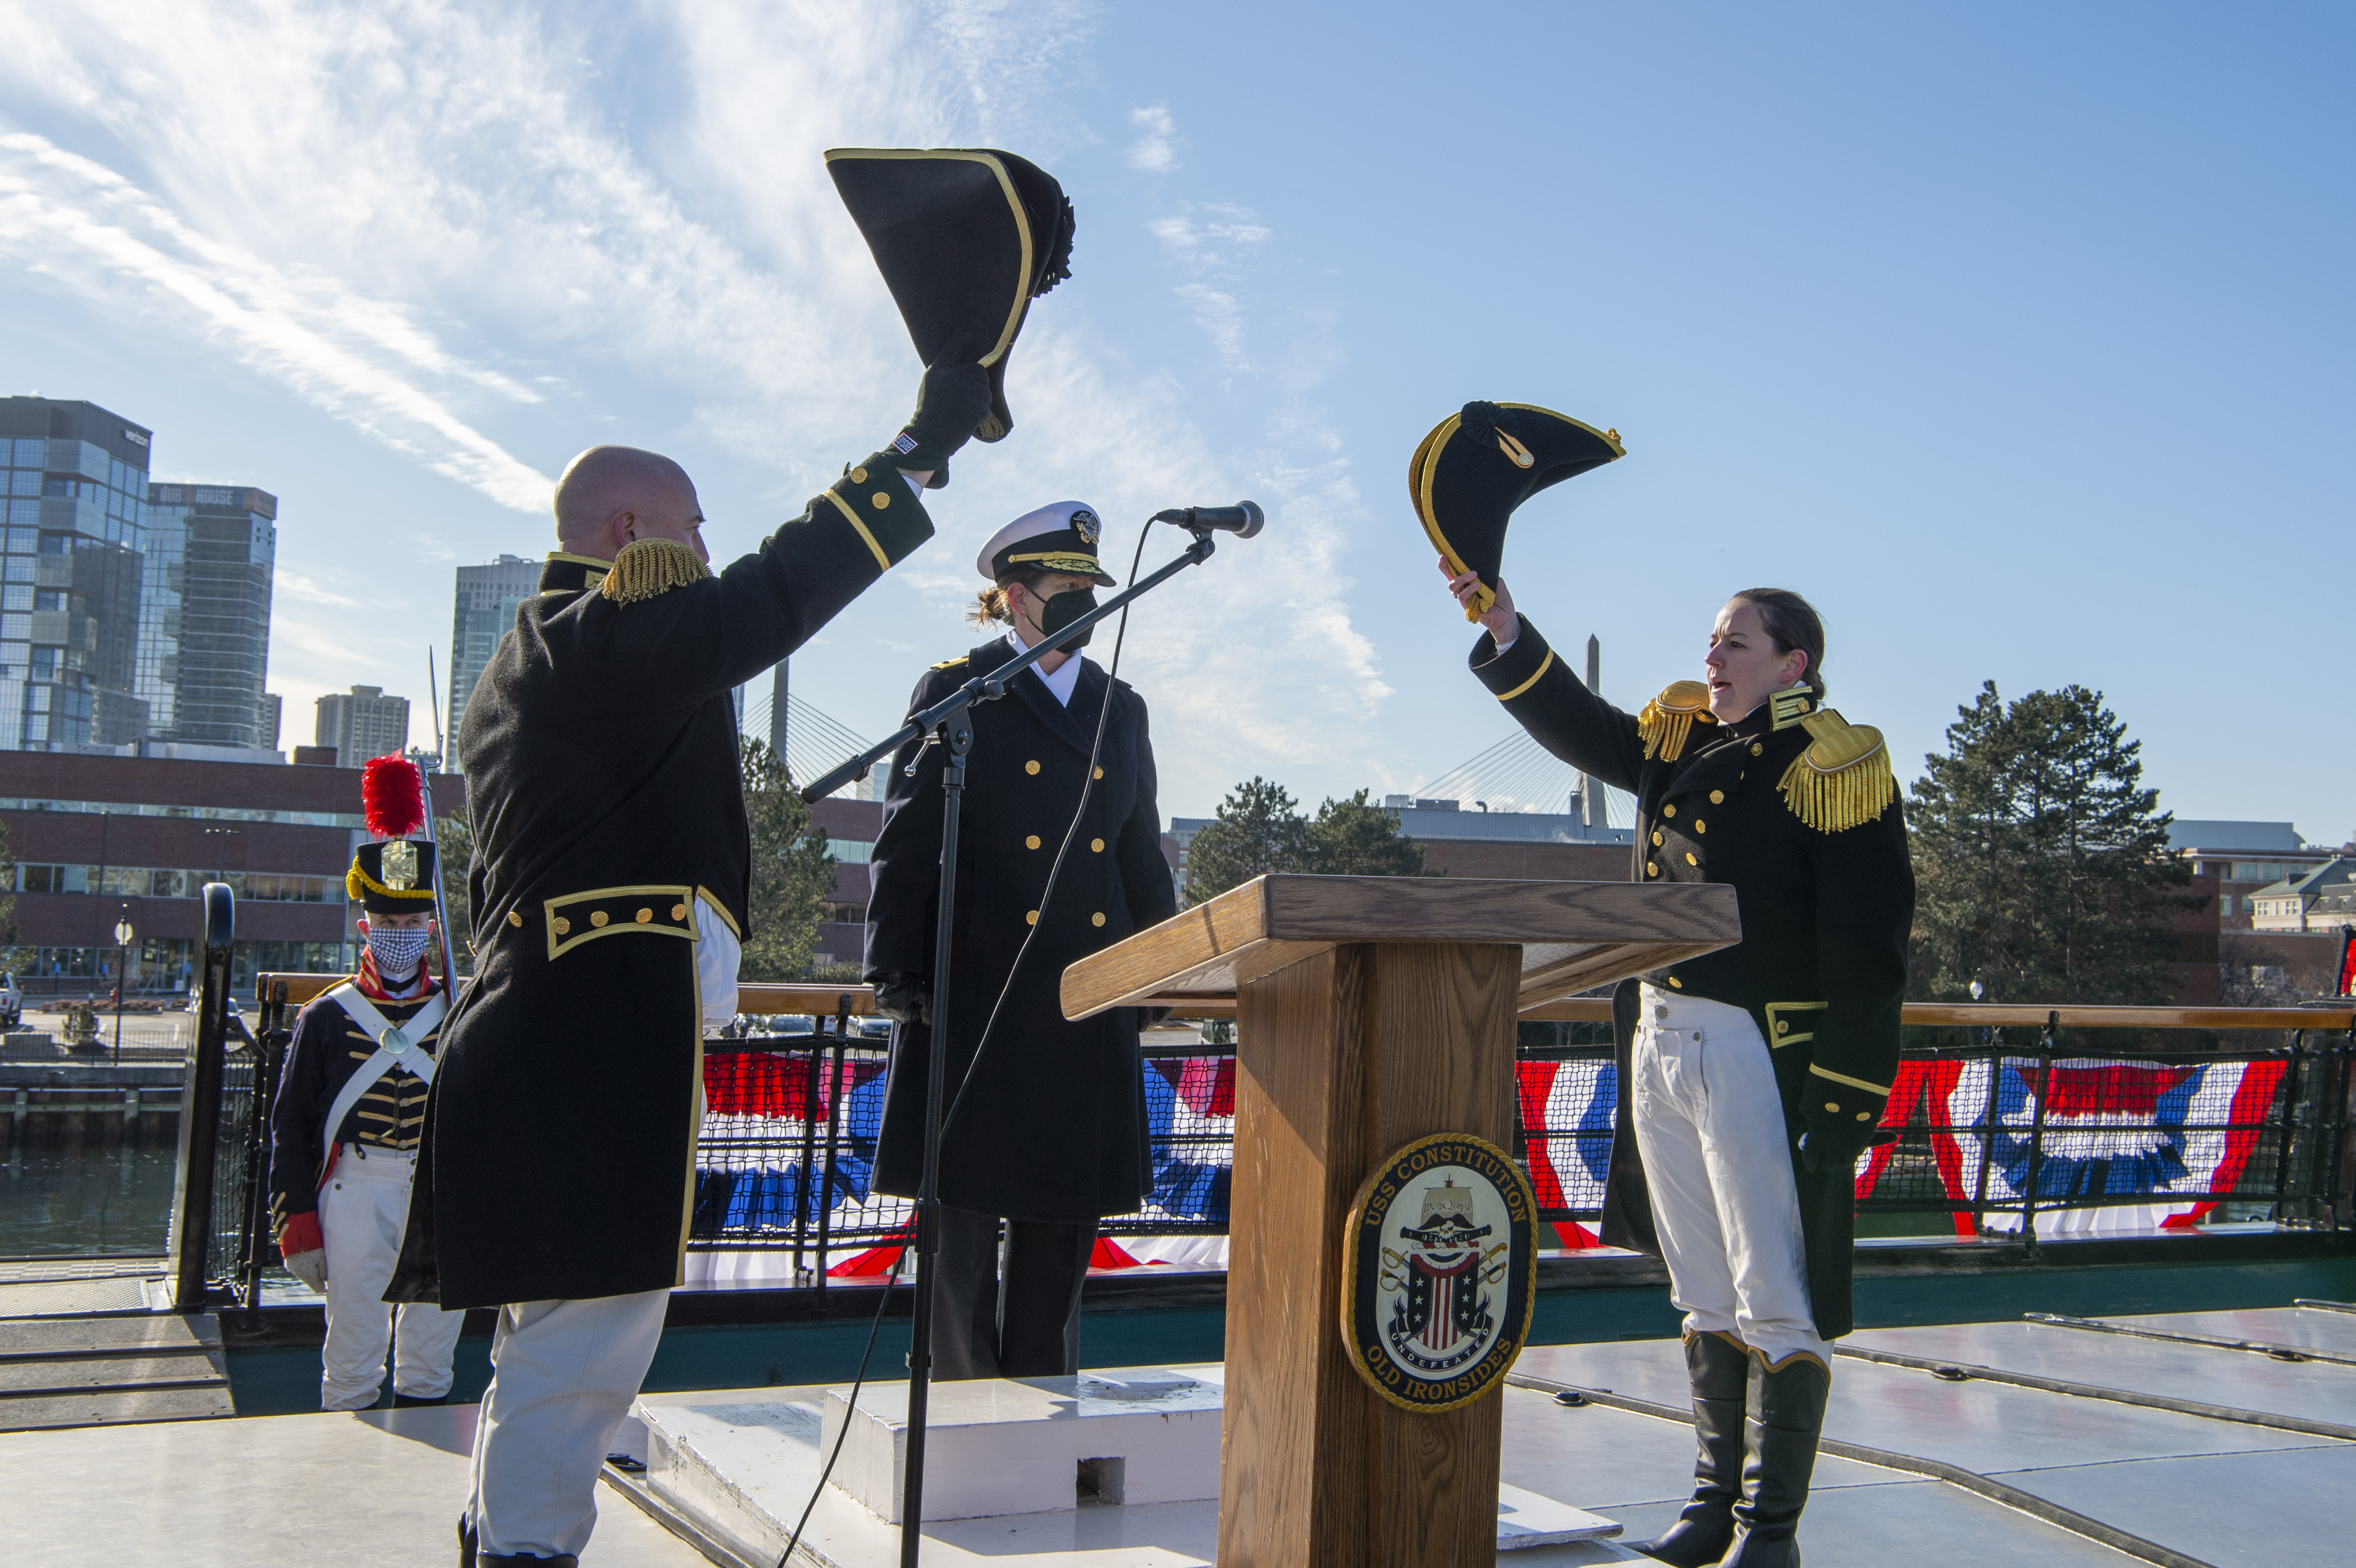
[{"xmin": 1, "ymin": 3, "xmax": 2348, "ymax": 838}]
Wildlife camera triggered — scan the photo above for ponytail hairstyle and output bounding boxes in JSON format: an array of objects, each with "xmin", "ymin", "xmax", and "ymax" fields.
[
  {"xmin": 1731, "ymin": 588, "xmax": 1827, "ymax": 703},
  {"xmin": 967, "ymin": 566, "xmax": 1056, "ymax": 630}
]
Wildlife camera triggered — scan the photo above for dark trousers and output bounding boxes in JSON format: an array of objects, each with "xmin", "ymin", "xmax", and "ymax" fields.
[{"xmin": 929, "ymin": 1205, "xmax": 1095, "ymax": 1380}]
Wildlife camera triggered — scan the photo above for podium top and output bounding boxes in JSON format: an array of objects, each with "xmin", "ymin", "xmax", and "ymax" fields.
[{"xmin": 1061, "ymin": 874, "xmax": 1740, "ymax": 1022}]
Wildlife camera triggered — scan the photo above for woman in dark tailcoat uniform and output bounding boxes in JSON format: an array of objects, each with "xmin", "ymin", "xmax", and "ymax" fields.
[
  {"xmin": 1446, "ymin": 565, "xmax": 1912, "ymax": 1568},
  {"xmin": 865, "ymin": 501, "xmax": 1177, "ymax": 1379}
]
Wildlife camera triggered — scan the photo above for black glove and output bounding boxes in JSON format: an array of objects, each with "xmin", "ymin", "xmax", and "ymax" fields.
[
  {"xmin": 889, "ymin": 364, "xmax": 993, "ymax": 488},
  {"xmin": 872, "ymin": 973, "xmax": 931, "ymax": 1027}
]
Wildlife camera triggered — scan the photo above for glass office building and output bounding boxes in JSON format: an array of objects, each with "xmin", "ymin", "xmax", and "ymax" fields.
[
  {"xmin": 446, "ymin": 554, "xmax": 539, "ymax": 767},
  {"xmin": 140, "ymin": 484, "xmax": 277, "ymax": 747},
  {"xmin": 0, "ymin": 398, "xmax": 155, "ymax": 751}
]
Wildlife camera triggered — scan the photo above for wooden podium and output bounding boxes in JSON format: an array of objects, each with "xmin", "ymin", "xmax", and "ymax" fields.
[{"xmin": 1063, "ymin": 875, "xmax": 1739, "ymax": 1568}]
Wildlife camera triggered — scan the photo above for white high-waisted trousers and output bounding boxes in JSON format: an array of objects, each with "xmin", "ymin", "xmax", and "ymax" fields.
[
  {"xmin": 316, "ymin": 1142, "xmax": 466, "ymax": 1410},
  {"xmin": 1628, "ymin": 984, "xmax": 1829, "ymax": 1369}
]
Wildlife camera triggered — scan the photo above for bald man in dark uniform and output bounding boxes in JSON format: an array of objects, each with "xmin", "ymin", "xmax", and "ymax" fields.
[{"xmin": 394, "ymin": 366, "xmax": 991, "ymax": 1567}]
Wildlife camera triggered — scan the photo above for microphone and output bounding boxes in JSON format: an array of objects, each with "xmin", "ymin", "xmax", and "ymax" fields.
[{"xmin": 1153, "ymin": 501, "xmax": 1264, "ymax": 538}]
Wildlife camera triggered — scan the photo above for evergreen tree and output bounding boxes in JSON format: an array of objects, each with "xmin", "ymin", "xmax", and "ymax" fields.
[
  {"xmin": 1308, "ymin": 790, "xmax": 1429, "ymax": 878},
  {"xmin": 1185, "ymin": 777, "xmax": 1311, "ymax": 903},
  {"xmin": 1910, "ymin": 681, "xmax": 2195, "ymax": 1004},
  {"xmin": 433, "ymin": 812, "xmax": 473, "ymax": 969},
  {"xmin": 738, "ymin": 738, "xmax": 838, "ymax": 981}
]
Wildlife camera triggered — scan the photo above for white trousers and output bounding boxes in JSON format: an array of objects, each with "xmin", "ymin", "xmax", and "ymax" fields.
[
  {"xmin": 317, "ymin": 1143, "xmax": 467, "ymax": 1411},
  {"xmin": 466, "ymin": 1289, "xmax": 671, "ymax": 1560},
  {"xmin": 1629, "ymin": 985, "xmax": 1828, "ymax": 1369}
]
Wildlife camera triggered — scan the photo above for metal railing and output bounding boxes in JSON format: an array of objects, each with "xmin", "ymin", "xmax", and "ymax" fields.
[{"xmin": 180, "ymin": 972, "xmax": 2356, "ymax": 1302}]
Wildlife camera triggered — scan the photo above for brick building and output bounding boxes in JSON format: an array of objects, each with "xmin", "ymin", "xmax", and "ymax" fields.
[{"xmin": 0, "ymin": 751, "xmax": 462, "ymax": 996}]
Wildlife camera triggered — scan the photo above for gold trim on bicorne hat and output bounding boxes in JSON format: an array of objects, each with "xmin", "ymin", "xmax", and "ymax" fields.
[{"xmin": 976, "ymin": 500, "xmax": 1115, "ymax": 585}]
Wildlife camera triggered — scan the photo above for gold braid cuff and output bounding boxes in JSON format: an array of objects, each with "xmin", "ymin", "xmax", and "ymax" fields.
[
  {"xmin": 1777, "ymin": 709, "xmax": 1895, "ymax": 833},
  {"xmin": 601, "ymin": 538, "xmax": 713, "ymax": 604},
  {"xmin": 346, "ymin": 862, "xmax": 436, "ymax": 903},
  {"xmin": 1638, "ymin": 680, "xmax": 1714, "ymax": 762}
]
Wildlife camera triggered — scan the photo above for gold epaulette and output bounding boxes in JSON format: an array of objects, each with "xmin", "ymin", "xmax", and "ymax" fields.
[
  {"xmin": 600, "ymin": 538, "xmax": 712, "ymax": 604},
  {"xmin": 930, "ymin": 656, "xmax": 967, "ymax": 670},
  {"xmin": 1638, "ymin": 681, "xmax": 1715, "ymax": 762},
  {"xmin": 1777, "ymin": 709, "xmax": 1895, "ymax": 833}
]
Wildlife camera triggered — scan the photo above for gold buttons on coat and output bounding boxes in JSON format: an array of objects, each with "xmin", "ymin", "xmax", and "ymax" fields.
[
  {"xmin": 1710, "ymin": 790, "xmax": 1725, "ymax": 804},
  {"xmin": 1094, "ymin": 766, "xmax": 1105, "ymax": 779},
  {"xmin": 507, "ymin": 910, "xmax": 523, "ymax": 928},
  {"xmin": 635, "ymin": 908, "xmax": 653, "ymax": 924},
  {"xmin": 1685, "ymin": 853, "xmax": 1699, "ymax": 866},
  {"xmin": 1092, "ymin": 912, "xmax": 1107, "ymax": 927},
  {"xmin": 1090, "ymin": 838, "xmax": 1105, "ymax": 853},
  {"xmin": 1667, "ymin": 976, "xmax": 1683, "ymax": 988},
  {"xmin": 1824, "ymin": 1100, "xmax": 1841, "ymax": 1113},
  {"xmin": 1695, "ymin": 820, "xmax": 1706, "ymax": 834},
  {"xmin": 1646, "ymin": 862, "xmax": 1658, "ymax": 877},
  {"xmin": 871, "ymin": 491, "xmax": 891, "ymax": 509},
  {"xmin": 1775, "ymin": 1020, "xmax": 1790, "ymax": 1035},
  {"xmin": 1751, "ymin": 743, "xmax": 1764, "ymax": 756},
  {"xmin": 553, "ymin": 916, "xmax": 571, "ymax": 935},
  {"xmin": 1025, "ymin": 760, "xmax": 1041, "ymax": 775},
  {"xmin": 672, "ymin": 903, "xmax": 689, "ymax": 920},
  {"xmin": 1026, "ymin": 910, "xmax": 1040, "ymax": 924},
  {"xmin": 590, "ymin": 911, "xmax": 609, "ymax": 928},
  {"xmin": 1663, "ymin": 803, "xmax": 1677, "ymax": 817},
  {"xmin": 1026, "ymin": 835, "xmax": 1041, "ymax": 850},
  {"xmin": 849, "ymin": 467, "xmax": 868, "ymax": 483},
  {"xmin": 1856, "ymin": 1112, "xmax": 1873, "ymax": 1121},
  {"xmin": 1651, "ymin": 831, "xmax": 1663, "ymax": 846}
]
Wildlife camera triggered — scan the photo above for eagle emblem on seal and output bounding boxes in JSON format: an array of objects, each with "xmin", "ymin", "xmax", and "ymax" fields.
[{"xmin": 1070, "ymin": 508, "xmax": 1100, "ymax": 546}]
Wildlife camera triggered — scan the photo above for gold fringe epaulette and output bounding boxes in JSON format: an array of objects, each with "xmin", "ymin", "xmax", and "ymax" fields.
[
  {"xmin": 1638, "ymin": 681, "xmax": 1715, "ymax": 761},
  {"xmin": 1777, "ymin": 709, "xmax": 1895, "ymax": 833},
  {"xmin": 600, "ymin": 538, "xmax": 712, "ymax": 604}
]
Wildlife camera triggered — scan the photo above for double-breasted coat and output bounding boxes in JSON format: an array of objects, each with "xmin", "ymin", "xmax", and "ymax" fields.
[
  {"xmin": 1471, "ymin": 614, "xmax": 1915, "ymax": 1339},
  {"xmin": 863, "ymin": 635, "xmax": 1178, "ymax": 1223},
  {"xmin": 389, "ymin": 457, "xmax": 934, "ymax": 1310}
]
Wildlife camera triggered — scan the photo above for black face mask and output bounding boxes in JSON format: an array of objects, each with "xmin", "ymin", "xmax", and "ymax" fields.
[{"xmin": 1036, "ymin": 587, "xmax": 1097, "ymax": 649}]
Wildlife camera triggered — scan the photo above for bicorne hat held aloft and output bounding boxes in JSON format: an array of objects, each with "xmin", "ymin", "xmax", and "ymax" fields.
[
  {"xmin": 826, "ymin": 147, "xmax": 1076, "ymax": 446},
  {"xmin": 1411, "ymin": 401, "xmax": 1625, "ymax": 620}
]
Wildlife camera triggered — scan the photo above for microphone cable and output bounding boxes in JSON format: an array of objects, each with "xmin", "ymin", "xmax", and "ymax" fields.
[{"xmin": 773, "ymin": 516, "xmax": 1156, "ymax": 1567}]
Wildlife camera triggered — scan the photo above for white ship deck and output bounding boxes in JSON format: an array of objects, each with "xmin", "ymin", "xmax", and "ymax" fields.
[{"xmin": 8, "ymin": 1303, "xmax": 2353, "ymax": 1565}]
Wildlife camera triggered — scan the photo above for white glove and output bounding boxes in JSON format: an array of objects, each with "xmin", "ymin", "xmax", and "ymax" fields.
[{"xmin": 284, "ymin": 1247, "xmax": 329, "ymax": 1294}]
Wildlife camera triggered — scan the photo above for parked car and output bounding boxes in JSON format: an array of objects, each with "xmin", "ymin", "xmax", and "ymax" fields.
[{"xmin": 0, "ymin": 972, "xmax": 20, "ymax": 1028}]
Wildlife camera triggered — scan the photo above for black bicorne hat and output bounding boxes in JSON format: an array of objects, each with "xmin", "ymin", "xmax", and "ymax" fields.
[
  {"xmin": 347, "ymin": 838, "xmax": 438, "ymax": 916},
  {"xmin": 1411, "ymin": 401, "xmax": 1626, "ymax": 620},
  {"xmin": 826, "ymin": 147, "xmax": 1077, "ymax": 445}
]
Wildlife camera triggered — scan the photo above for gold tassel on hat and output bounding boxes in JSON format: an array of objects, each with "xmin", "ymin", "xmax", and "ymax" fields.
[
  {"xmin": 1638, "ymin": 680, "xmax": 1714, "ymax": 762},
  {"xmin": 600, "ymin": 538, "xmax": 713, "ymax": 604},
  {"xmin": 1777, "ymin": 709, "xmax": 1895, "ymax": 832}
]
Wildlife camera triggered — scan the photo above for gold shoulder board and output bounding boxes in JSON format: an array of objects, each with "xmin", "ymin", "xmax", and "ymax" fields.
[
  {"xmin": 1638, "ymin": 679, "xmax": 1715, "ymax": 762},
  {"xmin": 930, "ymin": 656, "xmax": 968, "ymax": 670},
  {"xmin": 600, "ymin": 538, "xmax": 712, "ymax": 604},
  {"xmin": 1777, "ymin": 709, "xmax": 1895, "ymax": 832}
]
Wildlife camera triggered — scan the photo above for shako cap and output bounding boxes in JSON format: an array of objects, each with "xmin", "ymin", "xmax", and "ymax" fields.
[{"xmin": 976, "ymin": 500, "xmax": 1115, "ymax": 585}]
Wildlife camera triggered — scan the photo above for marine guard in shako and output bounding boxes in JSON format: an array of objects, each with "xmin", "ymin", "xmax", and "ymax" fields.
[
  {"xmin": 865, "ymin": 500, "xmax": 1179, "ymax": 1380},
  {"xmin": 389, "ymin": 146, "xmax": 1073, "ymax": 1567},
  {"xmin": 1426, "ymin": 402, "xmax": 1914, "ymax": 1568},
  {"xmin": 268, "ymin": 755, "xmax": 464, "ymax": 1412}
]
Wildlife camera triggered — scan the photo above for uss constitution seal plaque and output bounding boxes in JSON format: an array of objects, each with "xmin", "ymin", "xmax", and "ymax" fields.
[{"xmin": 1341, "ymin": 1131, "xmax": 1538, "ymax": 1413}]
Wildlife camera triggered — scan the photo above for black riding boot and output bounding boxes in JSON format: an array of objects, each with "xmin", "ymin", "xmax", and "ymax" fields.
[
  {"xmin": 1633, "ymin": 1331, "xmax": 1750, "ymax": 1566},
  {"xmin": 392, "ymin": 1391, "xmax": 449, "ymax": 1408},
  {"xmin": 458, "ymin": 1515, "xmax": 475, "ymax": 1568},
  {"xmin": 1718, "ymin": 1354, "xmax": 1832, "ymax": 1568}
]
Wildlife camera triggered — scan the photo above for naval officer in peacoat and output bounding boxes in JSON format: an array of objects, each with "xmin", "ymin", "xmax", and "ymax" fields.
[
  {"xmin": 391, "ymin": 364, "xmax": 993, "ymax": 1568},
  {"xmin": 864, "ymin": 501, "xmax": 1177, "ymax": 1380},
  {"xmin": 1447, "ymin": 567, "xmax": 1911, "ymax": 1568}
]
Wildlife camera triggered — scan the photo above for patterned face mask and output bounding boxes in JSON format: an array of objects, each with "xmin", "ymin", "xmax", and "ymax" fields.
[{"xmin": 366, "ymin": 924, "xmax": 432, "ymax": 977}]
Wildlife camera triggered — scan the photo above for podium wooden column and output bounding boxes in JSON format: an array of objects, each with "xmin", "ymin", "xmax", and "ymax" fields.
[{"xmin": 1063, "ymin": 875, "xmax": 1740, "ymax": 1568}]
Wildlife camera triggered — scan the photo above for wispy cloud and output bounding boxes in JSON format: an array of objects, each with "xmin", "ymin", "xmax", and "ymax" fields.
[
  {"xmin": 0, "ymin": 132, "xmax": 554, "ymax": 511},
  {"xmin": 1174, "ymin": 283, "xmax": 1250, "ymax": 371},
  {"xmin": 1128, "ymin": 105, "xmax": 1179, "ymax": 171}
]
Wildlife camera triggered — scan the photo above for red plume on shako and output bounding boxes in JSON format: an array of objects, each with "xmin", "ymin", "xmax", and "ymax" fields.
[{"xmin": 361, "ymin": 755, "xmax": 426, "ymax": 840}]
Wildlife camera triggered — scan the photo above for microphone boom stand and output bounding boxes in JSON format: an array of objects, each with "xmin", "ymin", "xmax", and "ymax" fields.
[{"xmin": 802, "ymin": 525, "xmax": 1220, "ymax": 1565}]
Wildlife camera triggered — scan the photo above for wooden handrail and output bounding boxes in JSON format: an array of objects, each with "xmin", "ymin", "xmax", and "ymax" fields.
[{"xmin": 254, "ymin": 972, "xmax": 2351, "ymax": 1033}]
